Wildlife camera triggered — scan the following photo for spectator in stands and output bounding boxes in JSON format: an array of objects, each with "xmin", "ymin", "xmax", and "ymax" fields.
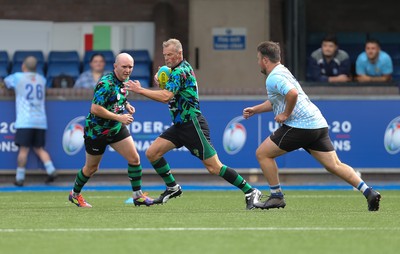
[
  {"xmin": 4, "ymin": 56, "xmax": 56, "ymax": 186},
  {"xmin": 355, "ymin": 39, "xmax": 393, "ymax": 82},
  {"xmin": 74, "ymin": 53, "xmax": 106, "ymax": 89},
  {"xmin": 308, "ymin": 34, "xmax": 351, "ymax": 82}
]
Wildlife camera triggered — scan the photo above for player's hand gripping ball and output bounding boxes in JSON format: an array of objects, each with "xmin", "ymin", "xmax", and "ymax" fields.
[{"xmin": 157, "ymin": 66, "xmax": 171, "ymax": 89}]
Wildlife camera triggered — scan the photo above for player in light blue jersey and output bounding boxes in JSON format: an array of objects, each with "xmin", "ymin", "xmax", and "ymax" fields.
[
  {"xmin": 243, "ymin": 41, "xmax": 381, "ymax": 211},
  {"xmin": 4, "ymin": 56, "xmax": 56, "ymax": 186}
]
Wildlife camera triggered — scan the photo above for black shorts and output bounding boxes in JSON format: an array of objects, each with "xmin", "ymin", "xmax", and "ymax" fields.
[
  {"xmin": 15, "ymin": 128, "xmax": 46, "ymax": 147},
  {"xmin": 270, "ymin": 124, "xmax": 334, "ymax": 153},
  {"xmin": 84, "ymin": 125, "xmax": 131, "ymax": 155},
  {"xmin": 160, "ymin": 114, "xmax": 217, "ymax": 160}
]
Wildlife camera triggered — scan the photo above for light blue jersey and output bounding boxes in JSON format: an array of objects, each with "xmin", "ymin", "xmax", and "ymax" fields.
[
  {"xmin": 355, "ymin": 50, "xmax": 393, "ymax": 76},
  {"xmin": 4, "ymin": 72, "xmax": 47, "ymax": 129},
  {"xmin": 266, "ymin": 64, "xmax": 328, "ymax": 129}
]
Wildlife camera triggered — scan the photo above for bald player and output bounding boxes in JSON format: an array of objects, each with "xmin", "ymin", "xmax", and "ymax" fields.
[{"xmin": 68, "ymin": 53, "xmax": 154, "ymax": 208}]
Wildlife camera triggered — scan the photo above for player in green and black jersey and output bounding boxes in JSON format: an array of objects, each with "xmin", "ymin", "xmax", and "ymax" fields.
[
  {"xmin": 125, "ymin": 39, "xmax": 262, "ymax": 210},
  {"xmin": 68, "ymin": 53, "xmax": 153, "ymax": 208}
]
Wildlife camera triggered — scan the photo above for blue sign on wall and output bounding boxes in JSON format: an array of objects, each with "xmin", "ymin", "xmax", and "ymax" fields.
[
  {"xmin": 0, "ymin": 99, "xmax": 399, "ymax": 170},
  {"xmin": 213, "ymin": 28, "xmax": 246, "ymax": 50}
]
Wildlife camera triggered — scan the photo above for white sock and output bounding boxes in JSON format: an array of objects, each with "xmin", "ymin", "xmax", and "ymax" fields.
[
  {"xmin": 133, "ymin": 190, "xmax": 143, "ymax": 199},
  {"xmin": 167, "ymin": 184, "xmax": 179, "ymax": 191},
  {"xmin": 71, "ymin": 189, "xmax": 79, "ymax": 197},
  {"xmin": 16, "ymin": 167, "xmax": 25, "ymax": 182},
  {"xmin": 357, "ymin": 181, "xmax": 369, "ymax": 193},
  {"xmin": 44, "ymin": 161, "xmax": 56, "ymax": 175},
  {"xmin": 270, "ymin": 184, "xmax": 282, "ymax": 194}
]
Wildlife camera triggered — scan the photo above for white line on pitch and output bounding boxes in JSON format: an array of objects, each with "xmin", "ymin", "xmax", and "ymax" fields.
[{"xmin": 1, "ymin": 227, "xmax": 400, "ymax": 233}]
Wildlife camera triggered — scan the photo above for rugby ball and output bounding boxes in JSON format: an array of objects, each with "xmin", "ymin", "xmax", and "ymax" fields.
[{"xmin": 157, "ymin": 66, "xmax": 171, "ymax": 89}]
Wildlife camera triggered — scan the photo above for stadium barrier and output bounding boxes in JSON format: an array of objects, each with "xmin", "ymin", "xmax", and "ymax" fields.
[{"xmin": 1, "ymin": 91, "xmax": 400, "ymax": 171}]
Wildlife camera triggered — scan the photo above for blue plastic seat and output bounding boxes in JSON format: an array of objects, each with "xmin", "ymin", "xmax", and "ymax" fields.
[
  {"xmin": 83, "ymin": 50, "xmax": 114, "ymax": 64},
  {"xmin": 130, "ymin": 62, "xmax": 151, "ymax": 88},
  {"xmin": 369, "ymin": 32, "xmax": 400, "ymax": 44},
  {"xmin": 0, "ymin": 64, "xmax": 8, "ymax": 79},
  {"xmin": 11, "ymin": 61, "xmax": 45, "ymax": 75},
  {"xmin": 136, "ymin": 78, "xmax": 150, "ymax": 88},
  {"xmin": 0, "ymin": 51, "xmax": 9, "ymax": 62},
  {"xmin": 340, "ymin": 44, "xmax": 364, "ymax": 63},
  {"xmin": 13, "ymin": 50, "xmax": 44, "ymax": 63},
  {"xmin": 121, "ymin": 49, "xmax": 151, "ymax": 63},
  {"xmin": 0, "ymin": 51, "xmax": 9, "ymax": 78},
  {"xmin": 48, "ymin": 51, "xmax": 80, "ymax": 64},
  {"xmin": 391, "ymin": 64, "xmax": 400, "ymax": 81},
  {"xmin": 336, "ymin": 32, "xmax": 367, "ymax": 44},
  {"xmin": 131, "ymin": 62, "xmax": 151, "ymax": 78},
  {"xmin": 46, "ymin": 62, "xmax": 80, "ymax": 87}
]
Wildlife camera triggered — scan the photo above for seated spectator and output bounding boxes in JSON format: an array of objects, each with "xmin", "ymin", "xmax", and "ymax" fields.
[
  {"xmin": 308, "ymin": 34, "xmax": 351, "ymax": 82},
  {"xmin": 74, "ymin": 53, "xmax": 106, "ymax": 89},
  {"xmin": 355, "ymin": 39, "xmax": 393, "ymax": 82}
]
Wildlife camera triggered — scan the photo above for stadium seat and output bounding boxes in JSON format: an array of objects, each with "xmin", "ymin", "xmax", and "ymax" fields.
[
  {"xmin": 83, "ymin": 50, "xmax": 114, "ymax": 64},
  {"xmin": 48, "ymin": 51, "xmax": 80, "ymax": 64},
  {"xmin": 390, "ymin": 51, "xmax": 400, "ymax": 66},
  {"xmin": 369, "ymin": 32, "xmax": 400, "ymax": 44},
  {"xmin": 340, "ymin": 44, "xmax": 364, "ymax": 63},
  {"xmin": 130, "ymin": 62, "xmax": 151, "ymax": 88},
  {"xmin": 13, "ymin": 50, "xmax": 44, "ymax": 63},
  {"xmin": 121, "ymin": 49, "xmax": 151, "ymax": 63},
  {"xmin": 0, "ymin": 51, "xmax": 9, "ymax": 63},
  {"xmin": 136, "ymin": 78, "xmax": 150, "ymax": 88},
  {"xmin": 11, "ymin": 61, "xmax": 45, "ymax": 76},
  {"xmin": 336, "ymin": 32, "xmax": 367, "ymax": 45},
  {"xmin": 392, "ymin": 65, "xmax": 400, "ymax": 82},
  {"xmin": 131, "ymin": 62, "xmax": 151, "ymax": 78},
  {"xmin": 46, "ymin": 62, "xmax": 80, "ymax": 87},
  {"xmin": 307, "ymin": 32, "xmax": 325, "ymax": 46},
  {"xmin": 0, "ymin": 64, "xmax": 8, "ymax": 79},
  {"xmin": 0, "ymin": 51, "xmax": 9, "ymax": 78}
]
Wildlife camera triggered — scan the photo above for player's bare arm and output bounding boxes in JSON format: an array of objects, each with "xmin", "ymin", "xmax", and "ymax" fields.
[
  {"xmin": 243, "ymin": 100, "xmax": 273, "ymax": 119},
  {"xmin": 90, "ymin": 103, "xmax": 133, "ymax": 125},
  {"xmin": 124, "ymin": 80, "xmax": 174, "ymax": 103}
]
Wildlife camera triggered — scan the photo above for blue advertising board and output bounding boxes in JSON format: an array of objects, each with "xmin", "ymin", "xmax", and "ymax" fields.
[{"xmin": 0, "ymin": 99, "xmax": 399, "ymax": 170}]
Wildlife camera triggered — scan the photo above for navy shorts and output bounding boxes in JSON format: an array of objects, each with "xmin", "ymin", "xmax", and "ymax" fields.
[
  {"xmin": 160, "ymin": 114, "xmax": 217, "ymax": 160},
  {"xmin": 15, "ymin": 128, "xmax": 46, "ymax": 147},
  {"xmin": 84, "ymin": 125, "xmax": 131, "ymax": 155},
  {"xmin": 270, "ymin": 124, "xmax": 334, "ymax": 153}
]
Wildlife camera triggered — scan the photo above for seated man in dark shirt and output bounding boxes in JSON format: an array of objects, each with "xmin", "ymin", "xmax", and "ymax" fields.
[{"xmin": 308, "ymin": 34, "xmax": 351, "ymax": 82}]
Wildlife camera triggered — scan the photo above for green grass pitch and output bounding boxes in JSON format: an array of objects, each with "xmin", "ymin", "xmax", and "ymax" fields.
[{"xmin": 0, "ymin": 190, "xmax": 399, "ymax": 254}]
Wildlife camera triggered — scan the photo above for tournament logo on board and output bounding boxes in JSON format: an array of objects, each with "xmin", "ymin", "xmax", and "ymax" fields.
[
  {"xmin": 62, "ymin": 116, "xmax": 86, "ymax": 156},
  {"xmin": 223, "ymin": 116, "xmax": 247, "ymax": 155},
  {"xmin": 384, "ymin": 116, "xmax": 400, "ymax": 155}
]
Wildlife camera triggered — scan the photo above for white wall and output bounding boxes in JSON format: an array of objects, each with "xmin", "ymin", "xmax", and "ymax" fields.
[{"xmin": 0, "ymin": 20, "xmax": 155, "ymax": 61}]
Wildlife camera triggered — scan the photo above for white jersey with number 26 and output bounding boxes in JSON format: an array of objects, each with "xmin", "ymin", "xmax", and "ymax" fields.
[
  {"xmin": 4, "ymin": 72, "xmax": 47, "ymax": 129},
  {"xmin": 266, "ymin": 64, "xmax": 328, "ymax": 129}
]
